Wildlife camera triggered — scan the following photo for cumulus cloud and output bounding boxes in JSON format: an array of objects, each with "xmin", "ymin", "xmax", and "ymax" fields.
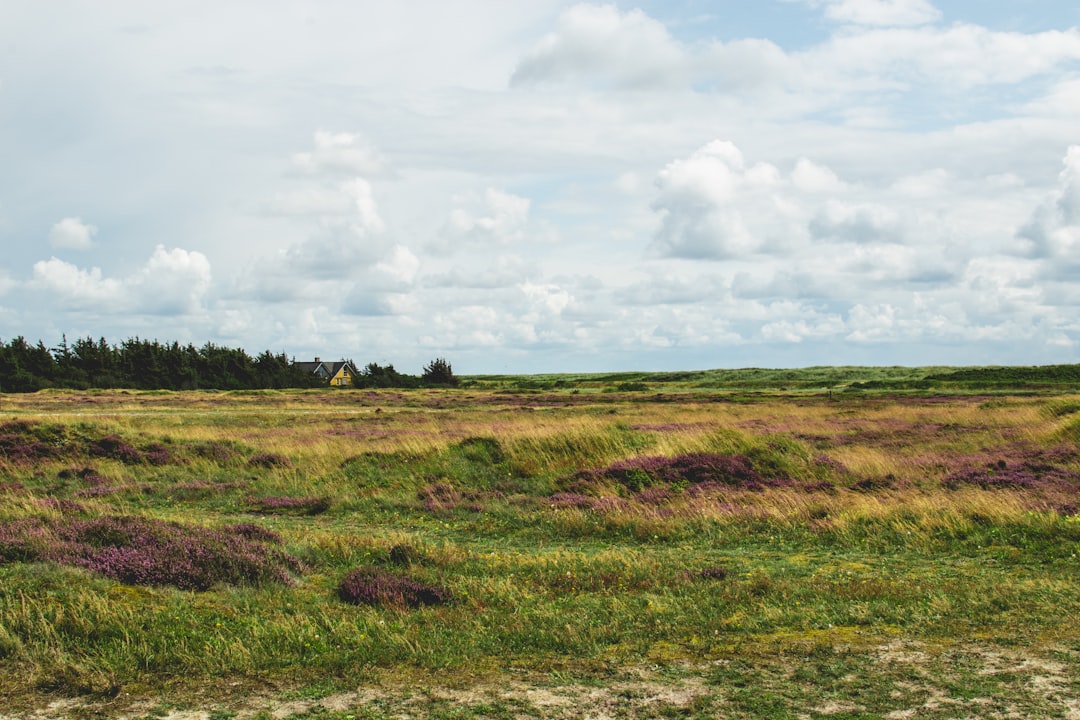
[
  {"xmin": 434, "ymin": 188, "xmax": 532, "ymax": 254},
  {"xmin": 291, "ymin": 130, "xmax": 391, "ymax": 178},
  {"xmin": 278, "ymin": 177, "xmax": 388, "ymax": 279},
  {"xmin": 812, "ymin": 24, "xmax": 1080, "ymax": 89},
  {"xmin": 511, "ymin": 4, "xmax": 685, "ymax": 90},
  {"xmin": 131, "ymin": 246, "xmax": 213, "ymax": 314},
  {"xmin": 48, "ymin": 217, "xmax": 97, "ymax": 250},
  {"xmin": 1017, "ymin": 145, "xmax": 1080, "ymax": 266},
  {"xmin": 30, "ymin": 246, "xmax": 211, "ymax": 315},
  {"xmin": 650, "ymin": 141, "xmax": 805, "ymax": 259},
  {"xmin": 809, "ymin": 201, "xmax": 904, "ymax": 244}
]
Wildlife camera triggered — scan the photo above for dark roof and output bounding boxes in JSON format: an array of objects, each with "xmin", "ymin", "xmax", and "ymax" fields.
[{"xmin": 293, "ymin": 360, "xmax": 354, "ymax": 378}]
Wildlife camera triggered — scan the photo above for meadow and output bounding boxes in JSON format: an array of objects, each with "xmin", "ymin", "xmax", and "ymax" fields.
[{"xmin": 0, "ymin": 372, "xmax": 1078, "ymax": 719}]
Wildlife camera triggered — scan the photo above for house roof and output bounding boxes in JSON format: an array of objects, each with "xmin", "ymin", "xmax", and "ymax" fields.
[{"xmin": 294, "ymin": 359, "xmax": 354, "ymax": 378}]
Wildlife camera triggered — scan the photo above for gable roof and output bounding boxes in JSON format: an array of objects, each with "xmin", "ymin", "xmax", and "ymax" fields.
[{"xmin": 294, "ymin": 359, "xmax": 355, "ymax": 379}]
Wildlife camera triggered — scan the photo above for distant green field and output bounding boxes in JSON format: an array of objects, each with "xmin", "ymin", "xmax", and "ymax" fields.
[{"xmin": 464, "ymin": 363, "xmax": 1080, "ymax": 392}]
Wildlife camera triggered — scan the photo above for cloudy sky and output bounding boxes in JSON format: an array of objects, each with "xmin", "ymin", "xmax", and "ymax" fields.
[{"xmin": 3, "ymin": 1, "xmax": 1080, "ymax": 373}]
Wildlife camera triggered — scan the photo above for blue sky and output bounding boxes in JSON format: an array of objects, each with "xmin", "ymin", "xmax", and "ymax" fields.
[{"xmin": 2, "ymin": 1, "xmax": 1080, "ymax": 373}]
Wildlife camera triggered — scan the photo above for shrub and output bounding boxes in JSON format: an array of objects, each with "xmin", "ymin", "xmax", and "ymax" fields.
[
  {"xmin": 337, "ymin": 567, "xmax": 453, "ymax": 608},
  {"xmin": 88, "ymin": 435, "xmax": 146, "ymax": 464},
  {"xmin": 225, "ymin": 523, "xmax": 284, "ymax": 544},
  {"xmin": 0, "ymin": 516, "xmax": 303, "ymax": 590},
  {"xmin": 190, "ymin": 440, "xmax": 244, "ymax": 463},
  {"xmin": 571, "ymin": 452, "xmax": 784, "ymax": 492},
  {"xmin": 0, "ymin": 421, "xmax": 62, "ymax": 463},
  {"xmin": 248, "ymin": 453, "xmax": 293, "ymax": 469}
]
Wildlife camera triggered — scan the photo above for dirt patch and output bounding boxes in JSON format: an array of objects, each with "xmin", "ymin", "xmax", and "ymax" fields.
[{"xmin": 2, "ymin": 642, "xmax": 1077, "ymax": 719}]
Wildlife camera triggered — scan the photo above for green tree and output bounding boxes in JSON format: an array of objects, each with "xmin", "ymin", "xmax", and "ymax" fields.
[{"xmin": 421, "ymin": 357, "xmax": 458, "ymax": 387}]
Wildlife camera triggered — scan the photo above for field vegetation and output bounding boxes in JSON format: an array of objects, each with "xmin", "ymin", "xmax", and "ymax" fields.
[{"xmin": 0, "ymin": 370, "xmax": 1078, "ymax": 718}]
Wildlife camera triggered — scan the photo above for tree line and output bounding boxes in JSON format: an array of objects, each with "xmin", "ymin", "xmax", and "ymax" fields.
[{"xmin": 0, "ymin": 336, "xmax": 457, "ymax": 392}]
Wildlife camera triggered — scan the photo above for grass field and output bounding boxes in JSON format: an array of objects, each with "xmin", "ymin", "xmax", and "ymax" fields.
[{"xmin": 0, "ymin": 374, "xmax": 1078, "ymax": 718}]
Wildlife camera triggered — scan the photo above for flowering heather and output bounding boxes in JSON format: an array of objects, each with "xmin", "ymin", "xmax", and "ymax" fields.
[
  {"xmin": 0, "ymin": 515, "xmax": 302, "ymax": 590},
  {"xmin": 548, "ymin": 492, "xmax": 597, "ymax": 509},
  {"xmin": 225, "ymin": 523, "xmax": 284, "ymax": 544},
  {"xmin": 0, "ymin": 421, "xmax": 63, "ymax": 463},
  {"xmin": 88, "ymin": 435, "xmax": 148, "ymax": 464},
  {"xmin": 190, "ymin": 440, "xmax": 244, "ymax": 463},
  {"xmin": 572, "ymin": 453, "xmax": 784, "ymax": 492},
  {"xmin": 943, "ymin": 460, "xmax": 1080, "ymax": 490},
  {"xmin": 249, "ymin": 495, "xmax": 330, "ymax": 515},
  {"xmin": 73, "ymin": 485, "xmax": 121, "ymax": 498},
  {"xmin": 248, "ymin": 452, "xmax": 293, "ymax": 469},
  {"xmin": 337, "ymin": 566, "xmax": 453, "ymax": 608},
  {"xmin": 57, "ymin": 466, "xmax": 107, "ymax": 485}
]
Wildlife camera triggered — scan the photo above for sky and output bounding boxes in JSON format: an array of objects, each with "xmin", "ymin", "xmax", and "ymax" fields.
[{"xmin": 2, "ymin": 0, "xmax": 1080, "ymax": 374}]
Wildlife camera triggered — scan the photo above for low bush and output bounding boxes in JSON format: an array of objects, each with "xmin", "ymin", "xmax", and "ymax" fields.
[
  {"xmin": 0, "ymin": 515, "xmax": 303, "ymax": 590},
  {"xmin": 248, "ymin": 453, "xmax": 293, "ymax": 469},
  {"xmin": 337, "ymin": 567, "xmax": 453, "ymax": 608},
  {"xmin": 570, "ymin": 452, "xmax": 788, "ymax": 492}
]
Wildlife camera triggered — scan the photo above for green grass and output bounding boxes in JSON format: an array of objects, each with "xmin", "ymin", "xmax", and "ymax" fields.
[{"xmin": 0, "ymin": 383, "xmax": 1078, "ymax": 717}]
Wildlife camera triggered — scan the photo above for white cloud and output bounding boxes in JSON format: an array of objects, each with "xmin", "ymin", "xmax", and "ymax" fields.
[
  {"xmin": 291, "ymin": 130, "xmax": 390, "ymax": 178},
  {"xmin": 31, "ymin": 259, "xmax": 123, "ymax": 309},
  {"xmin": 809, "ymin": 201, "xmax": 904, "ymax": 244},
  {"xmin": 812, "ymin": 25, "xmax": 1080, "ymax": 89},
  {"xmin": 131, "ymin": 246, "xmax": 213, "ymax": 314},
  {"xmin": 1017, "ymin": 145, "xmax": 1080, "ymax": 267},
  {"xmin": 817, "ymin": 0, "xmax": 941, "ymax": 27},
  {"xmin": 791, "ymin": 158, "xmax": 848, "ymax": 194},
  {"xmin": 650, "ymin": 141, "xmax": 829, "ymax": 259},
  {"xmin": 48, "ymin": 217, "xmax": 97, "ymax": 250},
  {"xmin": 511, "ymin": 4, "xmax": 685, "ymax": 90},
  {"xmin": 435, "ymin": 188, "xmax": 532, "ymax": 253},
  {"xmin": 30, "ymin": 246, "xmax": 210, "ymax": 316}
]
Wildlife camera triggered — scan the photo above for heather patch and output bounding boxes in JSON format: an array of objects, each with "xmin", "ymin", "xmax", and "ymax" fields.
[
  {"xmin": 0, "ymin": 422, "xmax": 196, "ymax": 467},
  {"xmin": 225, "ymin": 522, "xmax": 284, "ymax": 544},
  {"xmin": 249, "ymin": 495, "xmax": 330, "ymax": 515},
  {"xmin": 0, "ymin": 515, "xmax": 302, "ymax": 590},
  {"xmin": 57, "ymin": 466, "xmax": 108, "ymax": 486},
  {"xmin": 248, "ymin": 452, "xmax": 293, "ymax": 469},
  {"xmin": 569, "ymin": 453, "xmax": 787, "ymax": 493},
  {"xmin": 88, "ymin": 435, "xmax": 174, "ymax": 465},
  {"xmin": 943, "ymin": 460, "xmax": 1080, "ymax": 490},
  {"xmin": 189, "ymin": 440, "xmax": 245, "ymax": 463},
  {"xmin": 337, "ymin": 566, "xmax": 453, "ymax": 608},
  {"xmin": 0, "ymin": 420, "xmax": 65, "ymax": 463}
]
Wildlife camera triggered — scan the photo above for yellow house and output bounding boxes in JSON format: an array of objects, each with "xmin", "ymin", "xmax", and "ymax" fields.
[{"xmin": 293, "ymin": 358, "xmax": 357, "ymax": 387}]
